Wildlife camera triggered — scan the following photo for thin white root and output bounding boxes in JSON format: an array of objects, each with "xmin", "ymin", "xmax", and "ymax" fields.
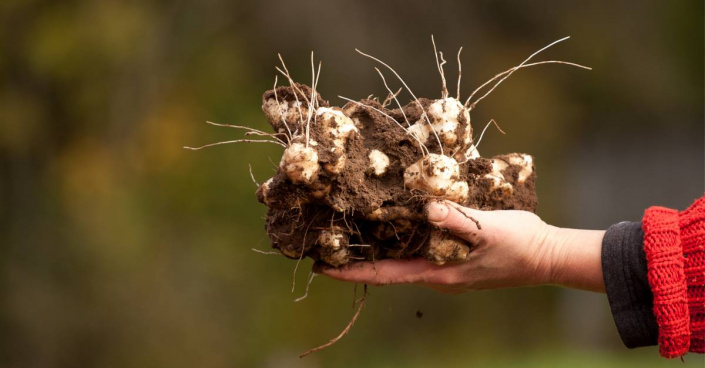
[
  {"xmin": 465, "ymin": 36, "xmax": 591, "ymax": 109},
  {"xmin": 338, "ymin": 96, "xmax": 429, "ymax": 155},
  {"xmin": 456, "ymin": 47, "xmax": 463, "ymax": 100},
  {"xmin": 243, "ymin": 130, "xmax": 288, "ymax": 142},
  {"xmin": 466, "ymin": 59, "xmax": 591, "ymax": 109},
  {"xmin": 306, "ymin": 52, "xmax": 318, "ymax": 149},
  {"xmin": 205, "ymin": 121, "xmax": 288, "ymax": 146},
  {"xmin": 356, "ymin": 48, "xmax": 444, "ymax": 155},
  {"xmin": 381, "ymin": 87, "xmax": 402, "ymax": 108},
  {"xmin": 458, "ymin": 119, "xmax": 506, "ymax": 164},
  {"xmin": 431, "ymin": 35, "xmax": 449, "ymax": 98},
  {"xmin": 314, "ymin": 60, "xmax": 322, "ymax": 98},
  {"xmin": 294, "ymin": 271, "xmax": 317, "ymax": 302},
  {"xmin": 276, "ymin": 54, "xmax": 309, "ymax": 135},
  {"xmin": 183, "ymin": 139, "xmax": 286, "ymax": 150},
  {"xmin": 248, "ymin": 163, "xmax": 259, "ymax": 187},
  {"xmin": 251, "ymin": 248, "xmax": 281, "ymax": 255},
  {"xmin": 348, "ymin": 244, "xmax": 372, "ymax": 247},
  {"xmin": 277, "ymin": 54, "xmax": 311, "ymax": 105},
  {"xmin": 474, "ymin": 119, "xmax": 505, "ymax": 149},
  {"xmin": 374, "ymin": 67, "xmax": 413, "ymax": 129},
  {"xmin": 300, "ymin": 284, "xmax": 367, "ymax": 358},
  {"xmin": 276, "ymin": 65, "xmax": 306, "ymax": 131}
]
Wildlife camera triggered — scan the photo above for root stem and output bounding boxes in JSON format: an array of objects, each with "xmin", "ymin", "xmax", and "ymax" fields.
[
  {"xmin": 300, "ymin": 285, "xmax": 367, "ymax": 358},
  {"xmin": 248, "ymin": 163, "xmax": 259, "ymax": 187},
  {"xmin": 431, "ymin": 35, "xmax": 449, "ymax": 98},
  {"xmin": 456, "ymin": 47, "xmax": 463, "ymax": 100},
  {"xmin": 184, "ymin": 139, "xmax": 286, "ymax": 150},
  {"xmin": 205, "ymin": 121, "xmax": 287, "ymax": 146},
  {"xmin": 251, "ymin": 248, "xmax": 281, "ymax": 255},
  {"xmin": 464, "ymin": 36, "xmax": 591, "ymax": 109},
  {"xmin": 294, "ymin": 271, "xmax": 317, "ymax": 302}
]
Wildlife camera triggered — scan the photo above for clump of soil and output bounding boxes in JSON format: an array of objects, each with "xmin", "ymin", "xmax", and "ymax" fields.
[{"xmin": 257, "ymin": 82, "xmax": 538, "ymax": 267}]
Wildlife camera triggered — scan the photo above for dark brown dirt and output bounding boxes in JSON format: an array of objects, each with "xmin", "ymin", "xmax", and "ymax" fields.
[{"xmin": 257, "ymin": 85, "xmax": 538, "ymax": 267}]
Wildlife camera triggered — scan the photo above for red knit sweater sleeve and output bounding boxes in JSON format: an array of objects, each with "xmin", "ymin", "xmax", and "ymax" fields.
[{"xmin": 643, "ymin": 195, "xmax": 705, "ymax": 358}]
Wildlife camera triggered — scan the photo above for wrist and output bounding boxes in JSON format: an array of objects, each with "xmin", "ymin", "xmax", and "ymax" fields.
[{"xmin": 544, "ymin": 226, "xmax": 606, "ymax": 292}]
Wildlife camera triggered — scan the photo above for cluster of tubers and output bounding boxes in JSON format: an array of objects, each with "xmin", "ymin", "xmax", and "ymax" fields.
[
  {"xmin": 187, "ymin": 37, "xmax": 590, "ymax": 268},
  {"xmin": 257, "ymin": 78, "xmax": 539, "ymax": 266},
  {"xmin": 249, "ymin": 37, "xmax": 591, "ymax": 268}
]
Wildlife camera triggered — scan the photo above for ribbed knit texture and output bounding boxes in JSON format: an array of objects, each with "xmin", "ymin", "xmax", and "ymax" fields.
[
  {"xmin": 679, "ymin": 197, "xmax": 705, "ymax": 354},
  {"xmin": 643, "ymin": 195, "xmax": 705, "ymax": 358}
]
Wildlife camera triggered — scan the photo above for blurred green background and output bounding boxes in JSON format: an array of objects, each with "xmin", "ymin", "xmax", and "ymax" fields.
[{"xmin": 1, "ymin": 1, "xmax": 703, "ymax": 367}]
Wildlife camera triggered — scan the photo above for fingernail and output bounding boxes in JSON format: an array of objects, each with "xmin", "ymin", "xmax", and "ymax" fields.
[{"xmin": 426, "ymin": 201, "xmax": 449, "ymax": 223}]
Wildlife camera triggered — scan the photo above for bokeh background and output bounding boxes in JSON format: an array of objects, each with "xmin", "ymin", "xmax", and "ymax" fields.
[{"xmin": 1, "ymin": 1, "xmax": 703, "ymax": 367}]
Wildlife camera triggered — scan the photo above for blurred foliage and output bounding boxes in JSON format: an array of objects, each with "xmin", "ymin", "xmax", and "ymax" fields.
[{"xmin": 0, "ymin": 1, "xmax": 702, "ymax": 367}]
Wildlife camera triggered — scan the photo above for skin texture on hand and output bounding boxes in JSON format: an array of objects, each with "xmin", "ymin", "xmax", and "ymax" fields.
[{"xmin": 319, "ymin": 201, "xmax": 606, "ymax": 294}]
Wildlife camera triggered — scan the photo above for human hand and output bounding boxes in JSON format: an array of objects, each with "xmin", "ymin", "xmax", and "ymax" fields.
[{"xmin": 318, "ymin": 201, "xmax": 605, "ymax": 293}]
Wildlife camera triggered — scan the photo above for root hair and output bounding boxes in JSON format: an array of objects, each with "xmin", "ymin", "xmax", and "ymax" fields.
[
  {"xmin": 183, "ymin": 139, "xmax": 286, "ymax": 150},
  {"xmin": 458, "ymin": 119, "xmax": 506, "ymax": 164},
  {"xmin": 374, "ymin": 67, "xmax": 413, "ymax": 128},
  {"xmin": 300, "ymin": 284, "xmax": 368, "ymax": 358},
  {"xmin": 294, "ymin": 271, "xmax": 317, "ymax": 302},
  {"xmin": 306, "ymin": 52, "xmax": 322, "ymax": 149},
  {"xmin": 251, "ymin": 248, "xmax": 281, "ymax": 255},
  {"xmin": 276, "ymin": 54, "xmax": 309, "ymax": 139},
  {"xmin": 474, "ymin": 119, "xmax": 505, "ymax": 149},
  {"xmin": 381, "ymin": 87, "xmax": 402, "ymax": 108},
  {"xmin": 248, "ymin": 163, "xmax": 259, "ymax": 187},
  {"xmin": 431, "ymin": 35, "xmax": 449, "ymax": 99},
  {"xmin": 205, "ymin": 121, "xmax": 287, "ymax": 146},
  {"xmin": 465, "ymin": 37, "xmax": 591, "ymax": 109},
  {"xmin": 456, "ymin": 47, "xmax": 463, "ymax": 100}
]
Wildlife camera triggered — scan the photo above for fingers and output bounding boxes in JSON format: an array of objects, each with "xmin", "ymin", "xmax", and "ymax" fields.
[
  {"xmin": 426, "ymin": 201, "xmax": 484, "ymax": 242},
  {"xmin": 317, "ymin": 258, "xmax": 440, "ymax": 286},
  {"xmin": 318, "ymin": 201, "xmax": 487, "ymax": 288}
]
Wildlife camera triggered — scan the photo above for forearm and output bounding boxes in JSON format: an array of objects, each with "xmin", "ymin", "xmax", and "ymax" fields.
[{"xmin": 546, "ymin": 226, "xmax": 606, "ymax": 292}]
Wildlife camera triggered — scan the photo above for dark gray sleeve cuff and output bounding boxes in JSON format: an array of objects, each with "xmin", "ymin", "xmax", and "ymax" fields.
[{"xmin": 601, "ymin": 221, "xmax": 658, "ymax": 348}]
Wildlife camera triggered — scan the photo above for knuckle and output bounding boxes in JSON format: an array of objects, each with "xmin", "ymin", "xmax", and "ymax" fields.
[
  {"xmin": 372, "ymin": 276, "xmax": 392, "ymax": 286},
  {"xmin": 445, "ymin": 210, "xmax": 477, "ymax": 232}
]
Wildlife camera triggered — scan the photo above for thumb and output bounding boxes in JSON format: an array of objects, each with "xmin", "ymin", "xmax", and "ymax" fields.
[{"xmin": 426, "ymin": 201, "xmax": 484, "ymax": 241}]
